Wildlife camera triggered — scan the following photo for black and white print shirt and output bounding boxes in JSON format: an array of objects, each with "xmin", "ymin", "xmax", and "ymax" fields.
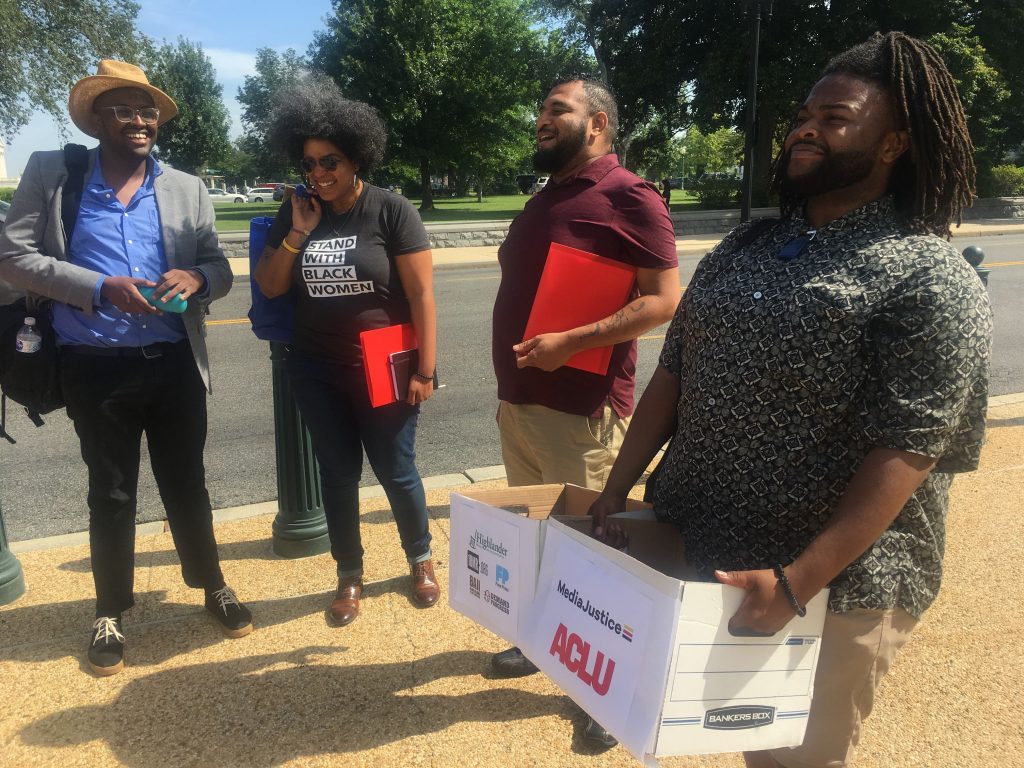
[{"xmin": 655, "ymin": 197, "xmax": 992, "ymax": 617}]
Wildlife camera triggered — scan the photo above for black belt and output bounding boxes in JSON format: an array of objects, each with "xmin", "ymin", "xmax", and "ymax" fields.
[{"xmin": 63, "ymin": 341, "xmax": 179, "ymax": 359}]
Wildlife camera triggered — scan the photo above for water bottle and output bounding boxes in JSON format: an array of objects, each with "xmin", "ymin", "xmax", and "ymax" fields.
[{"xmin": 15, "ymin": 317, "xmax": 42, "ymax": 354}]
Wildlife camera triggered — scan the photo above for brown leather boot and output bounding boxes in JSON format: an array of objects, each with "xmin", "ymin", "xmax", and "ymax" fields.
[
  {"xmin": 411, "ymin": 560, "xmax": 440, "ymax": 607},
  {"xmin": 328, "ymin": 576, "xmax": 363, "ymax": 626}
]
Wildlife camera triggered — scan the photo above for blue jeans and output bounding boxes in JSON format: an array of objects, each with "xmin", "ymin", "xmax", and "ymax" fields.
[{"xmin": 286, "ymin": 352, "xmax": 431, "ymax": 575}]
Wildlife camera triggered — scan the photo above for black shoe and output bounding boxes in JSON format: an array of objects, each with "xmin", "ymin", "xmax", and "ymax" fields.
[
  {"xmin": 88, "ymin": 616, "xmax": 125, "ymax": 676},
  {"xmin": 583, "ymin": 714, "xmax": 618, "ymax": 749},
  {"xmin": 205, "ymin": 586, "xmax": 253, "ymax": 638},
  {"xmin": 490, "ymin": 646, "xmax": 539, "ymax": 678}
]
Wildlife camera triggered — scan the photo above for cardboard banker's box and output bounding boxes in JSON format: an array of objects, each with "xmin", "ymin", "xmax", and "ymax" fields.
[
  {"xmin": 448, "ymin": 484, "xmax": 650, "ymax": 644},
  {"xmin": 519, "ymin": 515, "xmax": 829, "ymax": 765}
]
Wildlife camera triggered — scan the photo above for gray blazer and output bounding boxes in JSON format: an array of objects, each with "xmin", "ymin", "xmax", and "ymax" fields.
[{"xmin": 0, "ymin": 148, "xmax": 233, "ymax": 392}]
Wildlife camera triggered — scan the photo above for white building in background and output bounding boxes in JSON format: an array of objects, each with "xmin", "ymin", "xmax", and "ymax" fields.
[{"xmin": 0, "ymin": 138, "xmax": 21, "ymax": 188}]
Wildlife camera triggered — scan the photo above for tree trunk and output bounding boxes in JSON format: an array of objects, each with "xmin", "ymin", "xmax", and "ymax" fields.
[
  {"xmin": 419, "ymin": 156, "xmax": 434, "ymax": 211},
  {"xmin": 753, "ymin": 104, "xmax": 778, "ymax": 207},
  {"xmin": 476, "ymin": 169, "xmax": 483, "ymax": 202}
]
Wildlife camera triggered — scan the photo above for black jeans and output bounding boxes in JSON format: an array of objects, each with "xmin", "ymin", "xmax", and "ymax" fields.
[
  {"xmin": 286, "ymin": 352, "xmax": 432, "ymax": 576},
  {"xmin": 61, "ymin": 341, "xmax": 224, "ymax": 617}
]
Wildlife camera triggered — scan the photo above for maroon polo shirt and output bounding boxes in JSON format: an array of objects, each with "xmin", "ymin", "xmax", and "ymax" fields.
[{"xmin": 492, "ymin": 154, "xmax": 678, "ymax": 418}]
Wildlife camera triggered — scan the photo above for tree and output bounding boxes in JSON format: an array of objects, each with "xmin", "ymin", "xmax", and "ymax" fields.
[
  {"xmin": 0, "ymin": 0, "xmax": 147, "ymax": 139},
  {"xmin": 929, "ymin": 23, "xmax": 1012, "ymax": 195},
  {"xmin": 146, "ymin": 37, "xmax": 231, "ymax": 176},
  {"xmin": 236, "ymin": 48, "xmax": 308, "ymax": 181},
  {"xmin": 312, "ymin": 0, "xmax": 542, "ymax": 211},
  {"xmin": 583, "ymin": 0, "xmax": 999, "ymax": 202}
]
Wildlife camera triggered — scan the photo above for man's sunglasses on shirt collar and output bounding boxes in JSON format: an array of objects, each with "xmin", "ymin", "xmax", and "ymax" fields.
[
  {"xmin": 99, "ymin": 106, "xmax": 160, "ymax": 125},
  {"xmin": 300, "ymin": 155, "xmax": 346, "ymax": 173}
]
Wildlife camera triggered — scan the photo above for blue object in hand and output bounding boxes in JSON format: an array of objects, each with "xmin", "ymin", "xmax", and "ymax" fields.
[{"xmin": 139, "ymin": 286, "xmax": 188, "ymax": 313}]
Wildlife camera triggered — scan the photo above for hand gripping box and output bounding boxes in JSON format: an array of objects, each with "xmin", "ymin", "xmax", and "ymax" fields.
[
  {"xmin": 518, "ymin": 514, "xmax": 829, "ymax": 766},
  {"xmin": 448, "ymin": 484, "xmax": 651, "ymax": 644}
]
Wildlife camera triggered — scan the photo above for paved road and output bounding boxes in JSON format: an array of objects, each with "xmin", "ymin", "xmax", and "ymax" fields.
[{"xmin": 2, "ymin": 234, "xmax": 1021, "ymax": 541}]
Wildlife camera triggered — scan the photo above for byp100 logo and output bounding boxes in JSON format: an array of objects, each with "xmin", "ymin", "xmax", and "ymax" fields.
[
  {"xmin": 469, "ymin": 574, "xmax": 481, "ymax": 598},
  {"xmin": 495, "ymin": 564, "xmax": 510, "ymax": 591}
]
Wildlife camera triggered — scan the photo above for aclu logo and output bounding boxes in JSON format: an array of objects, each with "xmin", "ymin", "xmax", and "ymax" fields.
[
  {"xmin": 467, "ymin": 550, "xmax": 480, "ymax": 574},
  {"xmin": 548, "ymin": 622, "xmax": 616, "ymax": 696},
  {"xmin": 495, "ymin": 564, "xmax": 510, "ymax": 591},
  {"xmin": 483, "ymin": 589, "xmax": 510, "ymax": 615},
  {"xmin": 703, "ymin": 705, "xmax": 776, "ymax": 730},
  {"xmin": 469, "ymin": 574, "xmax": 480, "ymax": 598}
]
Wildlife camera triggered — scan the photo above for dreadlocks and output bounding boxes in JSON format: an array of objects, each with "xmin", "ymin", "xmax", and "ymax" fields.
[{"xmin": 778, "ymin": 32, "xmax": 975, "ymax": 238}]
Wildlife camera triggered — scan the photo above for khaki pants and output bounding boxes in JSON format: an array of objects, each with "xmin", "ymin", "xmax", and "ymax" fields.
[
  {"xmin": 497, "ymin": 401, "xmax": 629, "ymax": 490},
  {"xmin": 771, "ymin": 607, "xmax": 919, "ymax": 768}
]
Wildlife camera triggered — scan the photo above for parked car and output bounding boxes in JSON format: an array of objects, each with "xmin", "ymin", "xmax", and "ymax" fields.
[
  {"xmin": 530, "ymin": 175, "xmax": 550, "ymax": 194},
  {"xmin": 273, "ymin": 184, "xmax": 286, "ymax": 202},
  {"xmin": 0, "ymin": 199, "xmax": 9, "ymax": 232},
  {"xmin": 247, "ymin": 186, "xmax": 278, "ymax": 203},
  {"xmin": 207, "ymin": 187, "xmax": 246, "ymax": 203}
]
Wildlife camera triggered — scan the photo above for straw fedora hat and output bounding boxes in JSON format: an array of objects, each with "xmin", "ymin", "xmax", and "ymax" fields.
[{"xmin": 68, "ymin": 60, "xmax": 178, "ymax": 138}]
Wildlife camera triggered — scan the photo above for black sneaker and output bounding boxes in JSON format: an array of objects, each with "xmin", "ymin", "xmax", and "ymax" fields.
[
  {"xmin": 88, "ymin": 616, "xmax": 125, "ymax": 676},
  {"xmin": 583, "ymin": 714, "xmax": 618, "ymax": 749},
  {"xmin": 490, "ymin": 646, "xmax": 540, "ymax": 678},
  {"xmin": 205, "ymin": 586, "xmax": 253, "ymax": 638}
]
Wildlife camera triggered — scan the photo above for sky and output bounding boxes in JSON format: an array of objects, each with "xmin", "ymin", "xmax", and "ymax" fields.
[{"xmin": 2, "ymin": 0, "xmax": 336, "ymax": 177}]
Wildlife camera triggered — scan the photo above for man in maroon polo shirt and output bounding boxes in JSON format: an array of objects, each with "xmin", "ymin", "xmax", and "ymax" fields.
[{"xmin": 489, "ymin": 77, "xmax": 679, "ymax": 748}]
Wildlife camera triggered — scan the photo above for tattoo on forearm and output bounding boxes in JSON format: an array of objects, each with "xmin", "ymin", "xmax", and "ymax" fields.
[{"xmin": 582, "ymin": 299, "xmax": 648, "ymax": 339}]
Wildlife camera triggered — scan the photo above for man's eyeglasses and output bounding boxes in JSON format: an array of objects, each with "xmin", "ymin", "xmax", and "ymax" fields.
[
  {"xmin": 100, "ymin": 106, "xmax": 160, "ymax": 124},
  {"xmin": 300, "ymin": 155, "xmax": 345, "ymax": 173}
]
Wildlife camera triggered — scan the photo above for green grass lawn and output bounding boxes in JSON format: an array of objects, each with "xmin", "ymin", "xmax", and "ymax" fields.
[{"xmin": 213, "ymin": 192, "xmax": 703, "ymax": 232}]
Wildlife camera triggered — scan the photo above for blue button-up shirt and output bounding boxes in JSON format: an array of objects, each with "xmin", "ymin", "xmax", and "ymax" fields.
[{"xmin": 53, "ymin": 153, "xmax": 188, "ymax": 347}]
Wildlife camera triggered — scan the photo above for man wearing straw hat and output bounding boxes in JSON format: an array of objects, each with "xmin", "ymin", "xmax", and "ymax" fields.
[{"xmin": 0, "ymin": 60, "xmax": 252, "ymax": 676}]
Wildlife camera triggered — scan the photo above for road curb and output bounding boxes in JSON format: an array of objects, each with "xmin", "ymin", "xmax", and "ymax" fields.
[
  {"xmin": 12, "ymin": 393, "xmax": 1024, "ymax": 555},
  {"xmin": 9, "ymin": 466, "xmax": 510, "ymax": 555}
]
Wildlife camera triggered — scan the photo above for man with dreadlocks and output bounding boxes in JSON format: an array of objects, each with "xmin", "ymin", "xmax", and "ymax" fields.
[{"xmin": 589, "ymin": 32, "xmax": 992, "ymax": 766}]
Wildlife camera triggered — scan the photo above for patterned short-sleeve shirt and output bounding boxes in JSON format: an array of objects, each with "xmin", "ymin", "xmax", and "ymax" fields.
[{"xmin": 655, "ymin": 197, "xmax": 992, "ymax": 617}]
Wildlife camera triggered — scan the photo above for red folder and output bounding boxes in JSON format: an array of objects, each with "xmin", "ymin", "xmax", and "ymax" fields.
[
  {"xmin": 522, "ymin": 242, "xmax": 637, "ymax": 375},
  {"xmin": 360, "ymin": 323, "xmax": 418, "ymax": 407}
]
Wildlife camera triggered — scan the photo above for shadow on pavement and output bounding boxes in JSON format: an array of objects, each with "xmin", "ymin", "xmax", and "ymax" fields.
[{"xmin": 19, "ymin": 648, "xmax": 571, "ymax": 765}]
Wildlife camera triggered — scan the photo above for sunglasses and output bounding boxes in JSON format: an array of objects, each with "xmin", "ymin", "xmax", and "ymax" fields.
[
  {"xmin": 100, "ymin": 106, "xmax": 160, "ymax": 124},
  {"xmin": 300, "ymin": 155, "xmax": 346, "ymax": 173}
]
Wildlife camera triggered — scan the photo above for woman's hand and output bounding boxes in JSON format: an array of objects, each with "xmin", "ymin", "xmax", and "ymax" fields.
[
  {"xmin": 406, "ymin": 375, "xmax": 433, "ymax": 405},
  {"xmin": 291, "ymin": 193, "xmax": 322, "ymax": 234}
]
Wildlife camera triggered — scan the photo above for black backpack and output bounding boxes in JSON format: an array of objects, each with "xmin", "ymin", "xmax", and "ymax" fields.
[{"xmin": 0, "ymin": 143, "xmax": 89, "ymax": 443}]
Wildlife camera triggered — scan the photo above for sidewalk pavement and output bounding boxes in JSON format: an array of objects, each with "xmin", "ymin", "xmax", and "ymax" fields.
[
  {"xmin": 2, "ymin": 391, "xmax": 1022, "ymax": 767},
  {"xmin": 226, "ymin": 218, "xmax": 1024, "ymax": 277}
]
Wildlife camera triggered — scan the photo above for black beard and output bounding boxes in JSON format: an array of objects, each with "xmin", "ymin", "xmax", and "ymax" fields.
[
  {"xmin": 779, "ymin": 144, "xmax": 875, "ymax": 199},
  {"xmin": 532, "ymin": 123, "xmax": 587, "ymax": 174}
]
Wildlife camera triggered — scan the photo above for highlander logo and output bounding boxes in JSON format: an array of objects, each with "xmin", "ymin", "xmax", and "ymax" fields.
[
  {"xmin": 469, "ymin": 531, "xmax": 508, "ymax": 558},
  {"xmin": 703, "ymin": 705, "xmax": 776, "ymax": 730},
  {"xmin": 469, "ymin": 575, "xmax": 480, "ymax": 598},
  {"xmin": 549, "ymin": 623, "xmax": 616, "ymax": 695},
  {"xmin": 495, "ymin": 565, "xmax": 510, "ymax": 591},
  {"xmin": 467, "ymin": 550, "xmax": 480, "ymax": 574},
  {"xmin": 556, "ymin": 580, "xmax": 634, "ymax": 643},
  {"xmin": 483, "ymin": 589, "xmax": 510, "ymax": 615}
]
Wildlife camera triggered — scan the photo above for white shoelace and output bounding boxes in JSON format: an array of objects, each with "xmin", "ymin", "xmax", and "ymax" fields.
[
  {"xmin": 92, "ymin": 617, "xmax": 124, "ymax": 644},
  {"xmin": 209, "ymin": 586, "xmax": 240, "ymax": 614}
]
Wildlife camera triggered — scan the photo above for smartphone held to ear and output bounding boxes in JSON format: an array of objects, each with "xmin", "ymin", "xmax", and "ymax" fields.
[{"xmin": 283, "ymin": 183, "xmax": 316, "ymax": 203}]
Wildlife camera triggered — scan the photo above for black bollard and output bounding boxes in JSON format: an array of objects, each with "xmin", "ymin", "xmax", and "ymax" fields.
[
  {"xmin": 962, "ymin": 245, "xmax": 990, "ymax": 288},
  {"xmin": 268, "ymin": 341, "xmax": 331, "ymax": 558},
  {"xmin": 248, "ymin": 217, "xmax": 330, "ymax": 558},
  {"xmin": 0, "ymin": 498, "xmax": 26, "ymax": 605}
]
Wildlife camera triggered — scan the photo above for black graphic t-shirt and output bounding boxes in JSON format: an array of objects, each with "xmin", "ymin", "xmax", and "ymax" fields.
[{"xmin": 268, "ymin": 184, "xmax": 430, "ymax": 364}]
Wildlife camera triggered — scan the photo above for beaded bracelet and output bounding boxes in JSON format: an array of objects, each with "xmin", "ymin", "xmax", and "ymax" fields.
[
  {"xmin": 291, "ymin": 226, "xmax": 311, "ymax": 238},
  {"xmin": 412, "ymin": 371, "xmax": 434, "ymax": 383},
  {"xmin": 773, "ymin": 563, "xmax": 807, "ymax": 617}
]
